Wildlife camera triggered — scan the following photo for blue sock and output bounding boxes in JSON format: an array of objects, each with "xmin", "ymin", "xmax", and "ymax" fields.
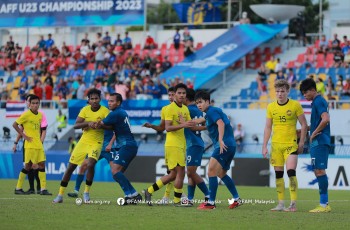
[
  {"xmin": 125, "ymin": 179, "xmax": 137, "ymax": 195},
  {"xmin": 187, "ymin": 184, "xmax": 195, "ymax": 200},
  {"xmin": 113, "ymin": 172, "xmax": 131, "ymax": 196},
  {"xmin": 221, "ymin": 175, "xmax": 239, "ymax": 199},
  {"xmin": 75, "ymin": 174, "xmax": 85, "ymax": 192},
  {"xmin": 197, "ymin": 181, "xmax": 209, "ymax": 197},
  {"xmin": 208, "ymin": 176, "xmax": 218, "ymax": 203},
  {"xmin": 317, "ymin": 175, "xmax": 328, "ymax": 205}
]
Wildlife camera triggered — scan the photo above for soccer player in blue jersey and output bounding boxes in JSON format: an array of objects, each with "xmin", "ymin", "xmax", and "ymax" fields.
[
  {"xmin": 194, "ymin": 91, "xmax": 242, "ymax": 210},
  {"xmin": 97, "ymin": 93, "xmax": 142, "ymax": 204},
  {"xmin": 300, "ymin": 78, "xmax": 332, "ymax": 213},
  {"xmin": 67, "ymin": 131, "xmax": 116, "ymax": 198},
  {"xmin": 184, "ymin": 88, "xmax": 209, "ymax": 205}
]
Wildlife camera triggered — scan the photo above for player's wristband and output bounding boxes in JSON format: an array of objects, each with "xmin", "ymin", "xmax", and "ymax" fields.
[{"xmin": 14, "ymin": 142, "xmax": 18, "ymax": 145}]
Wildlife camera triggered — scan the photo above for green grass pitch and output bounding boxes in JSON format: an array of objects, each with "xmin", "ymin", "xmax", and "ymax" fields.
[{"xmin": 0, "ymin": 179, "xmax": 348, "ymax": 229}]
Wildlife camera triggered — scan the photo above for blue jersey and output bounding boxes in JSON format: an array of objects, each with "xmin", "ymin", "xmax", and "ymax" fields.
[
  {"xmin": 184, "ymin": 104, "xmax": 204, "ymax": 148},
  {"xmin": 205, "ymin": 106, "xmax": 236, "ymax": 149},
  {"xmin": 102, "ymin": 129, "xmax": 116, "ymax": 151},
  {"xmin": 103, "ymin": 107, "xmax": 137, "ymax": 147},
  {"xmin": 310, "ymin": 95, "xmax": 331, "ymax": 146}
]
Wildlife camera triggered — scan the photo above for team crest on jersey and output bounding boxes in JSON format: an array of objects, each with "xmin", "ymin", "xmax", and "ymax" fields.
[{"xmin": 286, "ymin": 110, "xmax": 292, "ymax": 116}]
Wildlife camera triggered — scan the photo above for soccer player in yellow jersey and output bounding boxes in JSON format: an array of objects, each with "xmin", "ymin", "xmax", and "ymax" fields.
[
  {"xmin": 144, "ymin": 83, "xmax": 196, "ymax": 206},
  {"xmin": 53, "ymin": 89, "xmax": 110, "ymax": 203},
  {"xmin": 143, "ymin": 87, "xmax": 176, "ymax": 205},
  {"xmin": 12, "ymin": 95, "xmax": 51, "ymax": 195},
  {"xmin": 262, "ymin": 79, "xmax": 307, "ymax": 212}
]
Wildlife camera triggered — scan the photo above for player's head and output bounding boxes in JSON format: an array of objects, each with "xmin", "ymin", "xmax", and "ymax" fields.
[
  {"xmin": 28, "ymin": 95, "xmax": 40, "ymax": 112},
  {"xmin": 87, "ymin": 88, "xmax": 101, "ymax": 110},
  {"xmin": 108, "ymin": 93, "xmax": 123, "ymax": 110},
  {"xmin": 274, "ymin": 79, "xmax": 290, "ymax": 103},
  {"xmin": 25, "ymin": 94, "xmax": 36, "ymax": 108},
  {"xmin": 168, "ymin": 87, "xmax": 175, "ymax": 103},
  {"xmin": 300, "ymin": 78, "xmax": 317, "ymax": 101},
  {"xmin": 185, "ymin": 88, "xmax": 195, "ymax": 105},
  {"xmin": 174, "ymin": 83, "xmax": 187, "ymax": 104},
  {"xmin": 194, "ymin": 90, "xmax": 210, "ymax": 112}
]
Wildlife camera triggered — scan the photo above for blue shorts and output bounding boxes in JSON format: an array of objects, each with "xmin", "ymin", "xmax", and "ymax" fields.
[
  {"xmin": 112, "ymin": 145, "xmax": 138, "ymax": 169},
  {"xmin": 310, "ymin": 144, "xmax": 330, "ymax": 170},
  {"xmin": 211, "ymin": 146, "xmax": 236, "ymax": 171},
  {"xmin": 99, "ymin": 151, "xmax": 114, "ymax": 163},
  {"xmin": 186, "ymin": 145, "xmax": 204, "ymax": 166}
]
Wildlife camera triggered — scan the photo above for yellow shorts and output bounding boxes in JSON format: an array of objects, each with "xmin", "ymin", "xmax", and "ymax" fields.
[
  {"xmin": 165, "ymin": 146, "xmax": 185, "ymax": 170},
  {"xmin": 270, "ymin": 142, "xmax": 298, "ymax": 167},
  {"xmin": 24, "ymin": 148, "xmax": 46, "ymax": 164},
  {"xmin": 69, "ymin": 141, "xmax": 102, "ymax": 166}
]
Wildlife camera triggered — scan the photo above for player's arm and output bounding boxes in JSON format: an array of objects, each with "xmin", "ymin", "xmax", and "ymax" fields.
[
  {"xmin": 217, "ymin": 119, "xmax": 227, "ymax": 154},
  {"xmin": 165, "ymin": 119, "xmax": 196, "ymax": 132},
  {"xmin": 13, "ymin": 126, "xmax": 23, "ymax": 153},
  {"xmin": 143, "ymin": 120, "xmax": 165, "ymax": 132},
  {"xmin": 297, "ymin": 114, "xmax": 307, "ymax": 154},
  {"xmin": 40, "ymin": 127, "xmax": 47, "ymax": 143},
  {"xmin": 262, "ymin": 118, "xmax": 272, "ymax": 158},
  {"xmin": 310, "ymin": 112, "xmax": 330, "ymax": 142},
  {"xmin": 74, "ymin": 116, "xmax": 95, "ymax": 129},
  {"xmin": 105, "ymin": 133, "xmax": 116, "ymax": 152},
  {"xmin": 12, "ymin": 121, "xmax": 32, "ymax": 142}
]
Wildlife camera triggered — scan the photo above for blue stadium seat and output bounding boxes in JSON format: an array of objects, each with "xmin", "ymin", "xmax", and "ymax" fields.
[
  {"xmin": 337, "ymin": 67, "xmax": 346, "ymax": 76},
  {"xmin": 317, "ymin": 67, "xmax": 326, "ymax": 74},
  {"xmin": 239, "ymin": 89, "xmax": 248, "ymax": 99},
  {"xmin": 239, "ymin": 102, "xmax": 249, "ymax": 109},
  {"xmin": 298, "ymin": 73, "xmax": 307, "ymax": 81},
  {"xmin": 327, "ymin": 67, "xmax": 336, "ymax": 78},
  {"xmin": 297, "ymin": 67, "xmax": 306, "ymax": 76},
  {"xmin": 306, "ymin": 67, "xmax": 316, "ymax": 75},
  {"xmin": 0, "ymin": 70, "xmax": 4, "ymax": 76}
]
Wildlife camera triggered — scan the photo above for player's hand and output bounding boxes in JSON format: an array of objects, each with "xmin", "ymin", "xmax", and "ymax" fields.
[
  {"xmin": 142, "ymin": 122, "xmax": 152, "ymax": 128},
  {"xmin": 219, "ymin": 140, "xmax": 227, "ymax": 154},
  {"xmin": 310, "ymin": 131, "xmax": 321, "ymax": 143},
  {"xmin": 12, "ymin": 144, "xmax": 17, "ymax": 153},
  {"xmin": 185, "ymin": 120, "xmax": 196, "ymax": 128},
  {"xmin": 297, "ymin": 144, "xmax": 304, "ymax": 154},
  {"xmin": 23, "ymin": 134, "xmax": 32, "ymax": 142},
  {"xmin": 177, "ymin": 114, "xmax": 185, "ymax": 124},
  {"xmin": 105, "ymin": 144, "xmax": 112, "ymax": 152},
  {"xmin": 262, "ymin": 146, "xmax": 269, "ymax": 158}
]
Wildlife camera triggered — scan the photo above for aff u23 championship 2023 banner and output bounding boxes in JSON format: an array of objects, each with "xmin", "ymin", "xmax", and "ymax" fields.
[{"xmin": 0, "ymin": 0, "xmax": 144, "ymax": 27}]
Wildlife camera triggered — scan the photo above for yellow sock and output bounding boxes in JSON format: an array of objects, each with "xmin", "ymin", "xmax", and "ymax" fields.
[
  {"xmin": 276, "ymin": 178, "xmax": 285, "ymax": 202},
  {"xmin": 164, "ymin": 182, "xmax": 174, "ymax": 198},
  {"xmin": 16, "ymin": 171, "xmax": 27, "ymax": 189},
  {"xmin": 38, "ymin": 171, "xmax": 46, "ymax": 190},
  {"xmin": 84, "ymin": 184, "xmax": 91, "ymax": 193},
  {"xmin": 58, "ymin": 186, "xmax": 66, "ymax": 196},
  {"xmin": 173, "ymin": 187, "xmax": 183, "ymax": 203},
  {"xmin": 147, "ymin": 179, "xmax": 164, "ymax": 194},
  {"xmin": 289, "ymin": 176, "xmax": 298, "ymax": 202}
]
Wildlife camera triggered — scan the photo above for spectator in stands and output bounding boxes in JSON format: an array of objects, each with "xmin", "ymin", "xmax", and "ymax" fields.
[
  {"xmin": 81, "ymin": 33, "xmax": 90, "ymax": 47},
  {"xmin": 234, "ymin": 123, "xmax": 245, "ymax": 153},
  {"xmin": 18, "ymin": 82, "xmax": 27, "ymax": 100},
  {"xmin": 287, "ymin": 68, "xmax": 298, "ymax": 88},
  {"xmin": 115, "ymin": 79, "xmax": 129, "ymax": 100},
  {"xmin": 184, "ymin": 40, "xmax": 195, "ymax": 57},
  {"xmin": 239, "ymin": 11, "xmax": 251, "ymax": 24},
  {"xmin": 95, "ymin": 41, "xmax": 106, "ymax": 69},
  {"xmin": 44, "ymin": 72, "xmax": 54, "ymax": 88},
  {"xmin": 61, "ymin": 42, "xmax": 71, "ymax": 58},
  {"xmin": 326, "ymin": 76, "xmax": 335, "ymax": 96},
  {"xmin": 56, "ymin": 109, "xmax": 67, "ymax": 132},
  {"xmin": 15, "ymin": 48, "xmax": 25, "ymax": 66},
  {"xmin": 342, "ymin": 78, "xmax": 350, "ymax": 96},
  {"xmin": 173, "ymin": 28, "xmax": 181, "ymax": 51},
  {"xmin": 344, "ymin": 50, "xmax": 350, "ymax": 66},
  {"xmin": 316, "ymin": 77, "xmax": 326, "ymax": 95},
  {"xmin": 133, "ymin": 79, "xmax": 144, "ymax": 96},
  {"xmin": 144, "ymin": 34, "xmax": 156, "ymax": 50},
  {"xmin": 186, "ymin": 79, "xmax": 194, "ymax": 89},
  {"xmin": 20, "ymin": 70, "xmax": 29, "ymax": 89},
  {"xmin": 146, "ymin": 80, "xmax": 160, "ymax": 99},
  {"xmin": 5, "ymin": 35, "xmax": 15, "ymax": 55},
  {"xmin": 57, "ymin": 80, "xmax": 69, "ymax": 100},
  {"xmin": 36, "ymin": 35, "xmax": 46, "ymax": 51},
  {"xmin": 336, "ymin": 75, "xmax": 345, "ymax": 97},
  {"xmin": 123, "ymin": 32, "xmax": 133, "ymax": 50},
  {"xmin": 49, "ymin": 45, "xmax": 60, "ymax": 58},
  {"xmin": 333, "ymin": 49, "xmax": 344, "ymax": 68},
  {"xmin": 162, "ymin": 56, "xmax": 172, "ymax": 72},
  {"xmin": 6, "ymin": 54, "xmax": 16, "ymax": 72},
  {"xmin": 341, "ymin": 40, "xmax": 350, "ymax": 55},
  {"xmin": 77, "ymin": 78, "xmax": 86, "ymax": 100},
  {"xmin": 257, "ymin": 64, "xmax": 268, "ymax": 81},
  {"xmin": 274, "ymin": 58, "xmax": 283, "ymax": 73},
  {"xmin": 183, "ymin": 28, "xmax": 194, "ymax": 45},
  {"xmin": 33, "ymin": 81, "xmax": 43, "ymax": 99},
  {"xmin": 332, "ymin": 33, "xmax": 341, "ymax": 48},
  {"xmin": 265, "ymin": 55, "xmax": 277, "ymax": 73},
  {"xmin": 114, "ymin": 34, "xmax": 123, "ymax": 47},
  {"xmin": 92, "ymin": 32, "xmax": 102, "ymax": 50},
  {"xmin": 341, "ymin": 35, "xmax": 348, "ymax": 48},
  {"xmin": 46, "ymin": 34, "xmax": 55, "ymax": 50},
  {"xmin": 80, "ymin": 40, "xmax": 90, "ymax": 57},
  {"xmin": 275, "ymin": 70, "xmax": 285, "ymax": 81},
  {"xmin": 318, "ymin": 35, "xmax": 329, "ymax": 54},
  {"xmin": 103, "ymin": 31, "xmax": 111, "ymax": 47},
  {"xmin": 44, "ymin": 80, "xmax": 53, "ymax": 101},
  {"xmin": 0, "ymin": 78, "xmax": 6, "ymax": 99}
]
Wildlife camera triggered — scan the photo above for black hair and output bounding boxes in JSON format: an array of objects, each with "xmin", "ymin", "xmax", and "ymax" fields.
[
  {"xmin": 87, "ymin": 88, "xmax": 101, "ymax": 99},
  {"xmin": 168, "ymin": 87, "xmax": 175, "ymax": 93},
  {"xmin": 186, "ymin": 88, "xmax": 195, "ymax": 102},
  {"xmin": 300, "ymin": 78, "xmax": 317, "ymax": 94},
  {"xmin": 194, "ymin": 90, "xmax": 210, "ymax": 102},
  {"xmin": 29, "ymin": 95, "xmax": 40, "ymax": 103},
  {"xmin": 174, "ymin": 83, "xmax": 187, "ymax": 92},
  {"xmin": 26, "ymin": 94, "xmax": 36, "ymax": 101},
  {"xmin": 110, "ymin": 93, "xmax": 123, "ymax": 104}
]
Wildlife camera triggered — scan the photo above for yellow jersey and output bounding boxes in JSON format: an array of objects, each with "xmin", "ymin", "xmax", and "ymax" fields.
[
  {"xmin": 16, "ymin": 110, "xmax": 43, "ymax": 149},
  {"xmin": 160, "ymin": 104, "xmax": 170, "ymax": 120},
  {"xmin": 266, "ymin": 99, "xmax": 304, "ymax": 144},
  {"xmin": 164, "ymin": 102, "xmax": 191, "ymax": 147},
  {"xmin": 78, "ymin": 105, "xmax": 110, "ymax": 145}
]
